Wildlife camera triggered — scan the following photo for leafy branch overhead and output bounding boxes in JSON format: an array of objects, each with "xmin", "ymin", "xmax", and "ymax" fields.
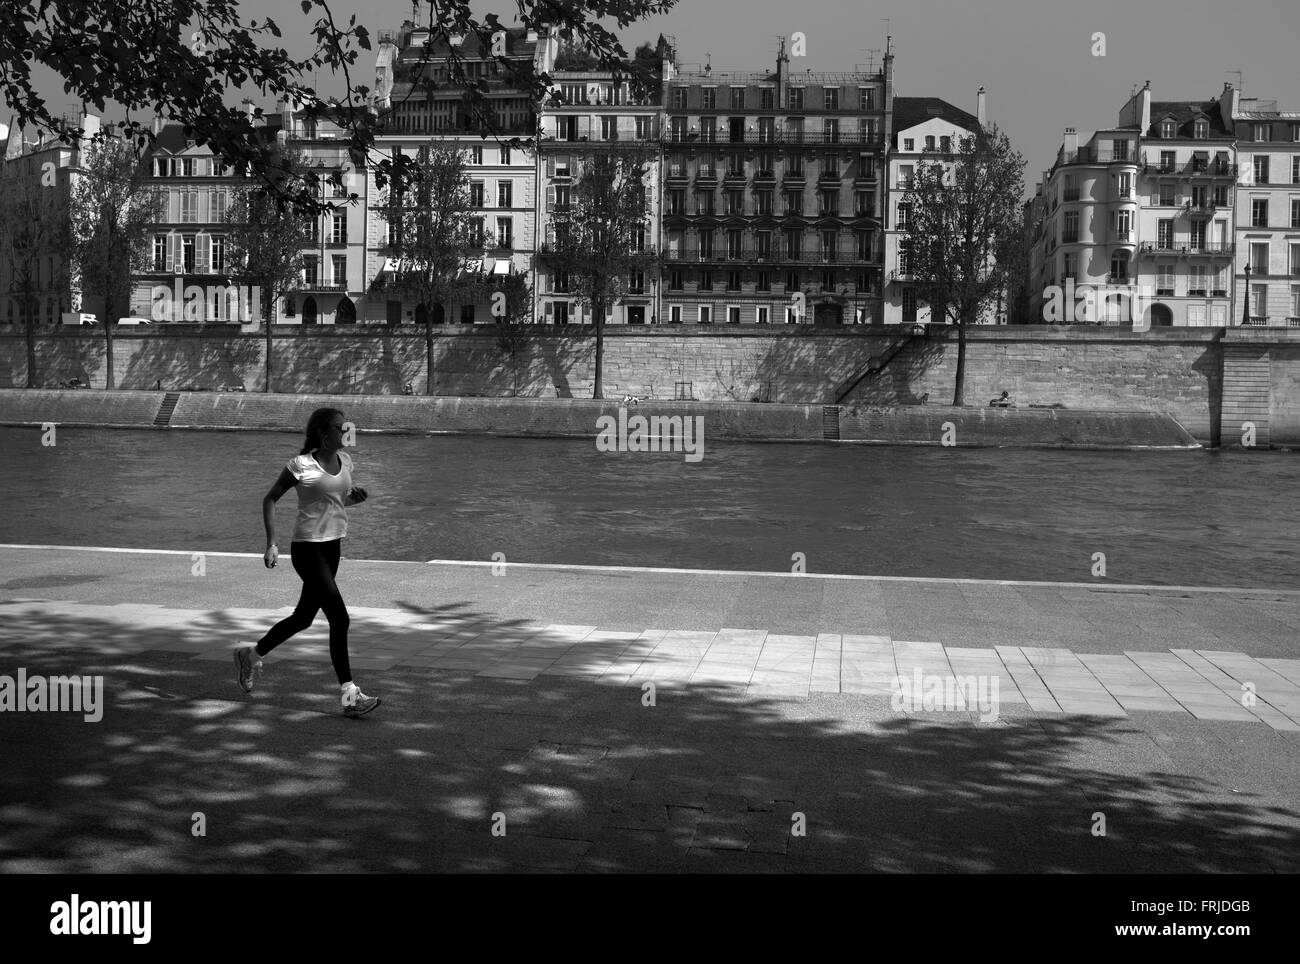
[{"xmin": 0, "ymin": 1, "xmax": 679, "ymax": 217}]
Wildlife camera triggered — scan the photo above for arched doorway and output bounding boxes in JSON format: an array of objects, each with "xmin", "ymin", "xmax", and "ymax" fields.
[
  {"xmin": 1149, "ymin": 303, "xmax": 1173, "ymax": 327},
  {"xmin": 432, "ymin": 303, "xmax": 445, "ymax": 325},
  {"xmin": 414, "ymin": 303, "xmax": 429, "ymax": 326},
  {"xmin": 336, "ymin": 296, "xmax": 356, "ymax": 325},
  {"xmin": 302, "ymin": 296, "xmax": 318, "ymax": 325}
]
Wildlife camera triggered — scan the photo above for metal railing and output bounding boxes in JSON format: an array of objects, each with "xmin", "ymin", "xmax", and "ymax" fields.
[
  {"xmin": 1139, "ymin": 241, "xmax": 1234, "ymax": 255},
  {"xmin": 662, "ymin": 131, "xmax": 884, "ymax": 146}
]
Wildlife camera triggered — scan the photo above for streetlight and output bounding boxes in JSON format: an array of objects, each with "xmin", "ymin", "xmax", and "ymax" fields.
[{"xmin": 1242, "ymin": 262, "xmax": 1251, "ymax": 326}]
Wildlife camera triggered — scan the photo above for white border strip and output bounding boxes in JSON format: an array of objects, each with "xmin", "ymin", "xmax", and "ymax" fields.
[{"xmin": 1, "ymin": 543, "xmax": 1296, "ymax": 596}]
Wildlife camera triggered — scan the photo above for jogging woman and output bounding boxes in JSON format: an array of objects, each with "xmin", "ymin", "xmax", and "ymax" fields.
[{"xmin": 234, "ymin": 407, "xmax": 381, "ymax": 717}]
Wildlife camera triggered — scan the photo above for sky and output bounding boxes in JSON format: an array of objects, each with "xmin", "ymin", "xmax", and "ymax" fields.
[{"xmin": 8, "ymin": 0, "xmax": 1299, "ymax": 194}]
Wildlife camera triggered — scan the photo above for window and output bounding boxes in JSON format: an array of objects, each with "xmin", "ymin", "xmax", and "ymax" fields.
[
  {"xmin": 668, "ymin": 189, "xmax": 685, "ymax": 215},
  {"xmin": 1063, "ymin": 252, "xmax": 1076, "ymax": 281},
  {"xmin": 756, "ymin": 191, "xmax": 773, "ymax": 215},
  {"xmin": 898, "ymin": 239, "xmax": 911, "ymax": 274},
  {"xmin": 1254, "ymin": 123, "xmax": 1272, "ymax": 142},
  {"xmin": 1293, "ymin": 200, "xmax": 1300, "ymax": 228},
  {"xmin": 789, "ymin": 87, "xmax": 804, "ymax": 110},
  {"xmin": 153, "ymin": 235, "xmax": 167, "ymax": 272},
  {"xmin": 332, "ymin": 255, "xmax": 347, "ymax": 287},
  {"xmin": 821, "ymin": 268, "xmax": 836, "ymax": 289},
  {"xmin": 1189, "ymin": 265, "xmax": 1207, "ymax": 295},
  {"xmin": 496, "ymin": 218, "xmax": 512, "ymax": 248},
  {"xmin": 898, "ymin": 165, "xmax": 914, "ymax": 189},
  {"xmin": 1158, "ymin": 219, "xmax": 1174, "ymax": 249},
  {"xmin": 1063, "ymin": 175, "xmax": 1078, "ymax": 202},
  {"xmin": 857, "ymin": 231, "xmax": 873, "ymax": 261},
  {"xmin": 331, "ymin": 213, "xmax": 346, "ymax": 243},
  {"xmin": 819, "ymin": 190, "xmax": 838, "ymax": 216},
  {"xmin": 784, "ymin": 229, "xmax": 802, "ymax": 259},
  {"xmin": 785, "ymin": 269, "xmax": 800, "ymax": 293},
  {"xmin": 180, "ymin": 191, "xmax": 197, "ymax": 222},
  {"xmin": 924, "ymin": 135, "xmax": 935, "ymax": 151},
  {"xmin": 695, "ymin": 192, "xmax": 714, "ymax": 216},
  {"xmin": 211, "ymin": 190, "xmax": 227, "ymax": 221},
  {"xmin": 701, "ymin": 88, "xmax": 716, "ymax": 109},
  {"xmin": 756, "ymin": 272, "xmax": 771, "ymax": 292},
  {"xmin": 470, "ymin": 182, "xmax": 484, "ymax": 206},
  {"xmin": 821, "ymin": 229, "xmax": 837, "ymax": 261},
  {"xmin": 784, "ymin": 191, "xmax": 803, "ymax": 215},
  {"xmin": 727, "ymin": 305, "xmax": 741, "ymax": 323},
  {"xmin": 601, "ymin": 116, "xmax": 617, "ymax": 141},
  {"xmin": 1189, "ymin": 220, "xmax": 1206, "ymax": 249},
  {"xmin": 1117, "ymin": 172, "xmax": 1132, "ymax": 199},
  {"xmin": 669, "ymin": 270, "xmax": 683, "ymax": 290},
  {"xmin": 497, "ymin": 181, "xmax": 512, "ymax": 207},
  {"xmin": 1160, "ymin": 150, "xmax": 1175, "ymax": 172},
  {"xmin": 727, "ymin": 230, "xmax": 742, "ymax": 259},
  {"xmin": 903, "ymin": 138, "xmax": 914, "ymax": 152},
  {"xmin": 555, "ymin": 185, "xmax": 572, "ymax": 210},
  {"xmin": 1214, "ymin": 264, "xmax": 1229, "ymax": 295},
  {"xmin": 757, "ymin": 305, "xmax": 770, "ymax": 323},
  {"xmin": 461, "ymin": 304, "xmax": 476, "ymax": 325},
  {"xmin": 940, "ymin": 136, "xmax": 951, "ymax": 153},
  {"xmin": 552, "ymin": 301, "xmax": 570, "ymax": 325},
  {"xmin": 701, "ymin": 118, "xmax": 717, "ymax": 142},
  {"xmin": 1063, "ymin": 211, "xmax": 1078, "ymax": 243},
  {"xmin": 699, "ymin": 269, "xmax": 713, "ymax": 290},
  {"xmin": 1290, "ymin": 243, "xmax": 1300, "ymax": 276},
  {"xmin": 823, "ymin": 119, "xmax": 840, "ymax": 143},
  {"xmin": 698, "ymin": 305, "xmax": 712, "ymax": 324},
  {"xmin": 470, "ymin": 146, "xmax": 482, "ymax": 164},
  {"xmin": 1213, "ymin": 185, "xmax": 1230, "ymax": 207},
  {"xmin": 756, "ymin": 230, "xmax": 772, "ymax": 259},
  {"xmin": 1161, "ymin": 119, "xmax": 1175, "ymax": 138},
  {"xmin": 500, "ymin": 147, "xmax": 511, "ymax": 165},
  {"xmin": 668, "ymin": 305, "xmax": 682, "ymax": 323},
  {"xmin": 855, "ymin": 190, "xmax": 873, "ymax": 217},
  {"xmin": 1191, "ymin": 185, "xmax": 1208, "ymax": 209},
  {"xmin": 182, "ymin": 235, "xmax": 195, "ymax": 272},
  {"xmin": 699, "ymin": 231, "xmax": 714, "ymax": 258},
  {"xmin": 730, "ymin": 86, "xmax": 745, "ymax": 109},
  {"xmin": 859, "ymin": 87, "xmax": 874, "ymax": 109},
  {"xmin": 1255, "ymin": 156, "xmax": 1270, "ymax": 184},
  {"xmin": 1252, "ymin": 285, "xmax": 1267, "ymax": 318},
  {"xmin": 672, "ymin": 87, "xmax": 687, "ymax": 109},
  {"xmin": 470, "ymin": 217, "xmax": 485, "ymax": 247},
  {"xmin": 1294, "ymin": 157, "xmax": 1300, "ymax": 184},
  {"xmin": 635, "ymin": 116, "xmax": 651, "ymax": 140},
  {"xmin": 1158, "ymin": 182, "xmax": 1175, "ymax": 206},
  {"xmin": 1110, "ymin": 251, "xmax": 1129, "ymax": 282},
  {"xmin": 211, "ymin": 235, "xmax": 225, "ymax": 274},
  {"xmin": 1252, "ymin": 199, "xmax": 1269, "ymax": 227},
  {"xmin": 760, "ymin": 88, "xmax": 774, "ymax": 110},
  {"xmin": 1194, "ymin": 119, "xmax": 1208, "ymax": 139},
  {"xmin": 897, "ymin": 202, "xmax": 911, "ymax": 229},
  {"xmin": 629, "ymin": 270, "xmax": 645, "ymax": 293},
  {"xmin": 1112, "ymin": 140, "xmax": 1128, "ymax": 161},
  {"xmin": 1251, "ymin": 242, "xmax": 1268, "ymax": 274},
  {"xmin": 902, "ymin": 289, "xmax": 917, "ymax": 322},
  {"xmin": 303, "ymin": 255, "xmax": 319, "ymax": 286}
]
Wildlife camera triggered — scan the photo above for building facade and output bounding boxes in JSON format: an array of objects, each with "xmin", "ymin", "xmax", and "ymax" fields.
[
  {"xmin": 658, "ymin": 41, "xmax": 893, "ymax": 326},
  {"xmin": 884, "ymin": 92, "xmax": 996, "ymax": 325},
  {"xmin": 1224, "ymin": 86, "xmax": 1300, "ymax": 327}
]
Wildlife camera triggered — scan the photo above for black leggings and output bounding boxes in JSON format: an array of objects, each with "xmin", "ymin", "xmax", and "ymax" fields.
[{"xmin": 255, "ymin": 540, "xmax": 352, "ymax": 685}]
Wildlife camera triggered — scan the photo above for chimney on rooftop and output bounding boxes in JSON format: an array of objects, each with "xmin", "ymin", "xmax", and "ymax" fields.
[
  {"xmin": 976, "ymin": 86, "xmax": 986, "ymax": 127},
  {"xmin": 1063, "ymin": 127, "xmax": 1078, "ymax": 157}
]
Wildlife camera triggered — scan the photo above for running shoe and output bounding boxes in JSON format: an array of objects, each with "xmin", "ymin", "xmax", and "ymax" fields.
[
  {"xmin": 234, "ymin": 646, "xmax": 261, "ymax": 693},
  {"xmin": 343, "ymin": 691, "xmax": 382, "ymax": 718}
]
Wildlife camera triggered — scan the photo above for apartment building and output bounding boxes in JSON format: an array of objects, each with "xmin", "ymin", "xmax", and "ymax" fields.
[
  {"xmin": 534, "ymin": 37, "xmax": 665, "ymax": 325},
  {"xmin": 368, "ymin": 21, "xmax": 542, "ymax": 325},
  {"xmin": 658, "ymin": 40, "xmax": 893, "ymax": 326},
  {"xmin": 0, "ymin": 117, "xmax": 78, "ymax": 329},
  {"xmin": 1223, "ymin": 86, "xmax": 1300, "ymax": 327},
  {"xmin": 1028, "ymin": 83, "xmax": 1237, "ymax": 327},
  {"xmin": 884, "ymin": 92, "xmax": 994, "ymax": 325}
]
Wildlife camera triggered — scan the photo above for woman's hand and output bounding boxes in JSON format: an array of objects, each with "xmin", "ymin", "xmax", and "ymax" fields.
[
  {"xmin": 264, "ymin": 545, "xmax": 279, "ymax": 569},
  {"xmin": 347, "ymin": 486, "xmax": 368, "ymax": 507}
]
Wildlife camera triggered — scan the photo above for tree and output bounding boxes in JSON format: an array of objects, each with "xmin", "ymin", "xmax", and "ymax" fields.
[
  {"xmin": 67, "ymin": 137, "xmax": 166, "ymax": 390},
  {"xmin": 0, "ymin": 158, "xmax": 66, "ymax": 387},
  {"xmin": 383, "ymin": 143, "xmax": 484, "ymax": 395},
  {"xmin": 903, "ymin": 124, "xmax": 1025, "ymax": 405},
  {"xmin": 225, "ymin": 146, "xmax": 312, "ymax": 392},
  {"xmin": 491, "ymin": 272, "xmax": 534, "ymax": 396},
  {"xmin": 548, "ymin": 144, "xmax": 657, "ymax": 399},
  {"xmin": 0, "ymin": 1, "xmax": 679, "ymax": 215}
]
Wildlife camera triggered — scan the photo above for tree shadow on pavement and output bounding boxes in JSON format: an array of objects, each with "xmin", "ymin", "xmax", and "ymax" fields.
[{"xmin": 0, "ymin": 605, "xmax": 1296, "ymax": 874}]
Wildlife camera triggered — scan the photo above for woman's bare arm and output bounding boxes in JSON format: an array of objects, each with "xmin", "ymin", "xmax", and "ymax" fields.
[{"xmin": 262, "ymin": 467, "xmax": 297, "ymax": 550}]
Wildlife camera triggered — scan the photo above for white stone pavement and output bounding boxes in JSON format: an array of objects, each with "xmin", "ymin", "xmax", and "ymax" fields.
[{"xmin": 2, "ymin": 599, "xmax": 1298, "ymax": 729}]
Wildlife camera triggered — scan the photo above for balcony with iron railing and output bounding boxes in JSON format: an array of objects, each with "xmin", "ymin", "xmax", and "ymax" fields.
[
  {"xmin": 1058, "ymin": 148, "xmax": 1137, "ymax": 166},
  {"xmin": 1138, "ymin": 241, "xmax": 1234, "ymax": 256},
  {"xmin": 662, "ymin": 130, "xmax": 885, "ymax": 147},
  {"xmin": 662, "ymin": 245, "xmax": 870, "ymax": 265}
]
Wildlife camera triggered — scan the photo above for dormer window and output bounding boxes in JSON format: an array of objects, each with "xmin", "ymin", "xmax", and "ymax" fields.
[
  {"xmin": 1193, "ymin": 119, "xmax": 1208, "ymax": 139},
  {"xmin": 1161, "ymin": 120, "xmax": 1175, "ymax": 138}
]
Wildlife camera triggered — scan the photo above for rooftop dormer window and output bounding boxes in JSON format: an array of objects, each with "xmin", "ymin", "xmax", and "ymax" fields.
[
  {"xmin": 1161, "ymin": 120, "xmax": 1175, "ymax": 138},
  {"xmin": 1193, "ymin": 119, "xmax": 1208, "ymax": 139}
]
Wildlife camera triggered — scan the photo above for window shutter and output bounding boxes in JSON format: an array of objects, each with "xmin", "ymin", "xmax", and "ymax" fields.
[
  {"xmin": 546, "ymin": 156, "xmax": 555, "ymax": 177},
  {"xmin": 544, "ymin": 300, "xmax": 553, "ymax": 316},
  {"xmin": 196, "ymin": 233, "xmax": 209, "ymax": 274},
  {"xmin": 546, "ymin": 186, "xmax": 554, "ymax": 211},
  {"xmin": 169, "ymin": 234, "xmax": 181, "ymax": 272}
]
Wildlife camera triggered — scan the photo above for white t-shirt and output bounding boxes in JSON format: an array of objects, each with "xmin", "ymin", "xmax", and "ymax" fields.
[{"xmin": 286, "ymin": 450, "xmax": 353, "ymax": 542}]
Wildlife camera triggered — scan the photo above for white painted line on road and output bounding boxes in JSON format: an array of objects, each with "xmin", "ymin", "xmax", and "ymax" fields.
[{"xmin": 2, "ymin": 543, "xmax": 1297, "ymax": 596}]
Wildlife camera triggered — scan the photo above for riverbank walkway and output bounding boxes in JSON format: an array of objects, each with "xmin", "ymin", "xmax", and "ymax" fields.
[{"xmin": 1, "ymin": 545, "xmax": 1297, "ymax": 872}]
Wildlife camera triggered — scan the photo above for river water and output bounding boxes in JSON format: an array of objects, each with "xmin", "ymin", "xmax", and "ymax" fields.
[{"xmin": 0, "ymin": 427, "xmax": 1296, "ymax": 589}]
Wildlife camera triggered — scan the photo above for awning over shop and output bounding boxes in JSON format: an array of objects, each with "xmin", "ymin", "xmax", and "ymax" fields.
[{"xmin": 491, "ymin": 259, "xmax": 511, "ymax": 275}]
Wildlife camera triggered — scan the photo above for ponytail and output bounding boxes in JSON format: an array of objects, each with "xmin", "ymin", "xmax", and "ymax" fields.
[{"xmin": 300, "ymin": 407, "xmax": 345, "ymax": 455}]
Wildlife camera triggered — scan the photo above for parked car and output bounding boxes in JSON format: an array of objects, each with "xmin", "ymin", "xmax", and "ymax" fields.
[
  {"xmin": 60, "ymin": 312, "xmax": 97, "ymax": 326},
  {"xmin": 117, "ymin": 317, "xmax": 152, "ymax": 326}
]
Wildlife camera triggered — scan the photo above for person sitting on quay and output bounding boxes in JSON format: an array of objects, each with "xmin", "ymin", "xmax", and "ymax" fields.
[{"xmin": 989, "ymin": 391, "xmax": 1014, "ymax": 408}]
